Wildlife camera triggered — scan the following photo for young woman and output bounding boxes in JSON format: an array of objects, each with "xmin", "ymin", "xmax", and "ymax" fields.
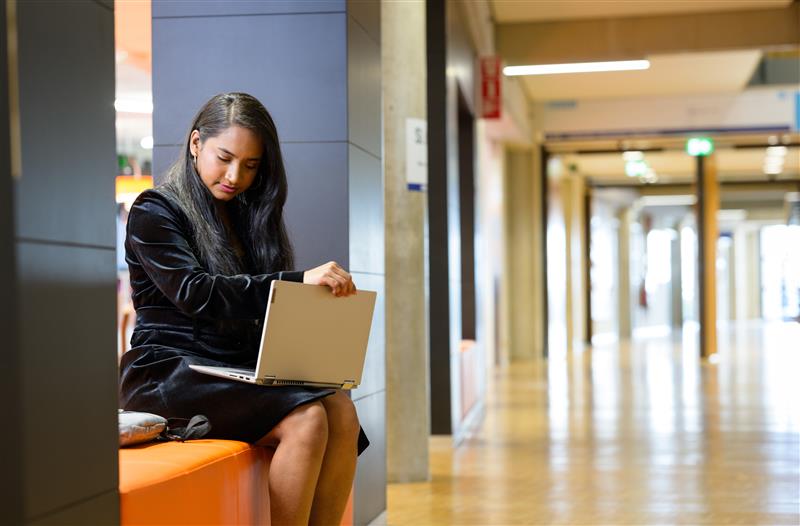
[{"xmin": 119, "ymin": 92, "xmax": 368, "ymax": 525}]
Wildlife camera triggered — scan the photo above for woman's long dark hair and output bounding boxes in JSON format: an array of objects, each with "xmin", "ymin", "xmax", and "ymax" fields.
[{"xmin": 160, "ymin": 92, "xmax": 294, "ymax": 275}]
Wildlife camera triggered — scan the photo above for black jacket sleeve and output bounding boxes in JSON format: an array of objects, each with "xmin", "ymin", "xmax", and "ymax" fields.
[{"xmin": 126, "ymin": 190, "xmax": 303, "ymax": 320}]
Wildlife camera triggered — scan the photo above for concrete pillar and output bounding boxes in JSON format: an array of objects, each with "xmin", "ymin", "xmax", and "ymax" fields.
[
  {"xmin": 617, "ymin": 208, "xmax": 632, "ymax": 339},
  {"xmin": 696, "ymin": 155, "xmax": 719, "ymax": 358},
  {"xmin": 671, "ymin": 226, "xmax": 683, "ymax": 328},
  {"xmin": 562, "ymin": 173, "xmax": 586, "ymax": 352},
  {"xmin": 735, "ymin": 227, "xmax": 762, "ymax": 320},
  {"xmin": 503, "ymin": 148, "xmax": 537, "ymax": 361},
  {"xmin": 383, "ymin": 0, "xmax": 429, "ymax": 484},
  {"xmin": 726, "ymin": 236, "xmax": 737, "ymax": 321},
  {"xmin": 531, "ymin": 146, "xmax": 546, "ymax": 360}
]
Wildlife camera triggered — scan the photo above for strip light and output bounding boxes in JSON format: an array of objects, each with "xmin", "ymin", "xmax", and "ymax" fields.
[{"xmin": 503, "ymin": 59, "xmax": 650, "ymax": 76}]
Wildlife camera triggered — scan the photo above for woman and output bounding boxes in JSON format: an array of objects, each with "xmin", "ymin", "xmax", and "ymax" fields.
[{"xmin": 120, "ymin": 92, "xmax": 368, "ymax": 525}]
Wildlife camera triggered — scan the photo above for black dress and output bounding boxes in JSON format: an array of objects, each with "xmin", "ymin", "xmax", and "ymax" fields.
[{"xmin": 119, "ymin": 188, "xmax": 369, "ymax": 454}]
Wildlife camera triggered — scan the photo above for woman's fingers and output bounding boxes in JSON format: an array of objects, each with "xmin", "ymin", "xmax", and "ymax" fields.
[{"xmin": 304, "ymin": 261, "xmax": 357, "ymax": 296}]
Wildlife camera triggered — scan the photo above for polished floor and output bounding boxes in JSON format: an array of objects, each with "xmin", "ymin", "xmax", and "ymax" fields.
[{"xmin": 387, "ymin": 321, "xmax": 800, "ymax": 525}]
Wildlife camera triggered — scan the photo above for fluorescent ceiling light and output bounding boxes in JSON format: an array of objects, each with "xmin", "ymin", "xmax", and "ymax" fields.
[
  {"xmin": 503, "ymin": 59, "xmax": 650, "ymax": 76},
  {"xmin": 639, "ymin": 195, "xmax": 696, "ymax": 207},
  {"xmin": 766, "ymin": 146, "xmax": 787, "ymax": 156},
  {"xmin": 115, "ymin": 98, "xmax": 153, "ymax": 114}
]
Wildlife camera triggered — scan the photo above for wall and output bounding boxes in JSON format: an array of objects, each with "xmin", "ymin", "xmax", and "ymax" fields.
[
  {"xmin": 151, "ymin": 2, "xmax": 385, "ymax": 523},
  {"xmin": 8, "ymin": 0, "xmax": 120, "ymax": 523}
]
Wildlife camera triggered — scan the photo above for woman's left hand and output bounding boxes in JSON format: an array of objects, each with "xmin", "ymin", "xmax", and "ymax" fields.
[{"xmin": 302, "ymin": 261, "xmax": 357, "ymax": 297}]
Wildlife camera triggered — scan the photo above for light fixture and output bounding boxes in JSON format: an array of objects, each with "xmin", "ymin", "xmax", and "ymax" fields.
[
  {"xmin": 140, "ymin": 136, "xmax": 154, "ymax": 150},
  {"xmin": 763, "ymin": 145, "xmax": 787, "ymax": 175},
  {"xmin": 766, "ymin": 146, "xmax": 787, "ymax": 156},
  {"xmin": 622, "ymin": 150, "xmax": 644, "ymax": 162},
  {"xmin": 625, "ymin": 159, "xmax": 648, "ymax": 178},
  {"xmin": 686, "ymin": 137, "xmax": 714, "ymax": 157},
  {"xmin": 115, "ymin": 98, "xmax": 153, "ymax": 114},
  {"xmin": 503, "ymin": 59, "xmax": 650, "ymax": 76}
]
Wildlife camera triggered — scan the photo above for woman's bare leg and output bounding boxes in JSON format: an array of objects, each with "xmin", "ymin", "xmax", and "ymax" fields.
[
  {"xmin": 256, "ymin": 401, "xmax": 329, "ymax": 526},
  {"xmin": 308, "ymin": 392, "xmax": 360, "ymax": 526}
]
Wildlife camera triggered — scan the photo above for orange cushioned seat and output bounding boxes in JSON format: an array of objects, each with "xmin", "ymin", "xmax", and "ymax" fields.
[{"xmin": 119, "ymin": 440, "xmax": 272, "ymax": 526}]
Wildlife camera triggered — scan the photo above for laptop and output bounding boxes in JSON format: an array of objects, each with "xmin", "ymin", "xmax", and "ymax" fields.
[{"xmin": 189, "ymin": 280, "xmax": 376, "ymax": 389}]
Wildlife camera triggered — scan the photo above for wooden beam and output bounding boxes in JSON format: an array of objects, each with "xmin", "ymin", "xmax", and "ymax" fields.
[{"xmin": 497, "ymin": 4, "xmax": 800, "ymax": 65}]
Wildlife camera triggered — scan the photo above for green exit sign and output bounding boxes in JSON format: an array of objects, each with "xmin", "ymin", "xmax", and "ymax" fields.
[{"xmin": 686, "ymin": 137, "xmax": 714, "ymax": 157}]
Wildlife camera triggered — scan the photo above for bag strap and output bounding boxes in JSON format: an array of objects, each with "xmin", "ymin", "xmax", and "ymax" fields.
[{"xmin": 162, "ymin": 414, "xmax": 211, "ymax": 442}]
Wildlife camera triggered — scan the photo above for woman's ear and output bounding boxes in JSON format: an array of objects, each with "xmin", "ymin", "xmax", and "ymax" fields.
[{"xmin": 189, "ymin": 130, "xmax": 201, "ymax": 157}]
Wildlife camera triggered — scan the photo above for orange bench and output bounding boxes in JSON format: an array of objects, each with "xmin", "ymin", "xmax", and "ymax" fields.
[
  {"xmin": 117, "ymin": 311, "xmax": 354, "ymax": 525},
  {"xmin": 119, "ymin": 440, "xmax": 354, "ymax": 525},
  {"xmin": 119, "ymin": 440, "xmax": 272, "ymax": 525}
]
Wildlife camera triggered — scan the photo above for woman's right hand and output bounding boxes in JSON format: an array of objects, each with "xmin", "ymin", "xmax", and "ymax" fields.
[{"xmin": 303, "ymin": 261, "xmax": 357, "ymax": 297}]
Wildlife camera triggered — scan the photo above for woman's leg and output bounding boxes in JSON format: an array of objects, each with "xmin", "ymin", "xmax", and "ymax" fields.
[
  {"xmin": 256, "ymin": 401, "xmax": 329, "ymax": 526},
  {"xmin": 308, "ymin": 391, "xmax": 360, "ymax": 526}
]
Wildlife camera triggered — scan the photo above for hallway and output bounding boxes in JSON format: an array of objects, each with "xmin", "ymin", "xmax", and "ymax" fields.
[{"xmin": 387, "ymin": 321, "xmax": 800, "ymax": 525}]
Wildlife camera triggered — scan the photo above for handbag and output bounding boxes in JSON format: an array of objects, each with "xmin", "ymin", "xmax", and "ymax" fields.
[{"xmin": 119, "ymin": 410, "xmax": 211, "ymax": 447}]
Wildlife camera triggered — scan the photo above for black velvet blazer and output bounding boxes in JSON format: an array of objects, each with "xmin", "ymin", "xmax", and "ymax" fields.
[{"xmin": 124, "ymin": 188, "xmax": 303, "ymax": 364}]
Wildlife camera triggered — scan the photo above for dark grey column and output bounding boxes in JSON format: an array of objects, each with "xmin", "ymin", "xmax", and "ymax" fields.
[
  {"xmin": 152, "ymin": 1, "xmax": 384, "ymax": 523},
  {"xmin": 426, "ymin": 0, "xmax": 452, "ymax": 435},
  {"xmin": 1, "ymin": 2, "xmax": 23, "ymax": 523},
  {"xmin": 12, "ymin": 0, "xmax": 119, "ymax": 523}
]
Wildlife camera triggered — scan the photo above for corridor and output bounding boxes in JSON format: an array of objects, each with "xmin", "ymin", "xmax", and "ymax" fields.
[{"xmin": 388, "ymin": 321, "xmax": 800, "ymax": 525}]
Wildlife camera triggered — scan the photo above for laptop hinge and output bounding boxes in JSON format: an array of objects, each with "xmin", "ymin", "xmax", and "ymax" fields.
[{"xmin": 340, "ymin": 379, "xmax": 356, "ymax": 389}]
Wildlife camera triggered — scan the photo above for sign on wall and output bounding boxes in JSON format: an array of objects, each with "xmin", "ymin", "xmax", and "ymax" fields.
[
  {"xmin": 406, "ymin": 118, "xmax": 427, "ymax": 191},
  {"xmin": 480, "ymin": 56, "xmax": 502, "ymax": 119}
]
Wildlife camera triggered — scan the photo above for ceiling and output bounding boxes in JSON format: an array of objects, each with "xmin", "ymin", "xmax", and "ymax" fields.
[
  {"xmin": 560, "ymin": 146, "xmax": 800, "ymax": 185},
  {"xmin": 491, "ymin": 0, "xmax": 793, "ymax": 24},
  {"xmin": 518, "ymin": 49, "xmax": 762, "ymax": 101}
]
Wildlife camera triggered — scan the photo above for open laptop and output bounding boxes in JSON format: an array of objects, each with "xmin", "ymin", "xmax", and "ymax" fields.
[{"xmin": 189, "ymin": 280, "xmax": 376, "ymax": 389}]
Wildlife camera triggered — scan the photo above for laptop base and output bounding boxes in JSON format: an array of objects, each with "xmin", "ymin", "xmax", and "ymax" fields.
[{"xmin": 188, "ymin": 364, "xmax": 356, "ymax": 390}]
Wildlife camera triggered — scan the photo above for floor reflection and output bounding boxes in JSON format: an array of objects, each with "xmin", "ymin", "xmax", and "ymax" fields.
[{"xmin": 387, "ymin": 320, "xmax": 800, "ymax": 525}]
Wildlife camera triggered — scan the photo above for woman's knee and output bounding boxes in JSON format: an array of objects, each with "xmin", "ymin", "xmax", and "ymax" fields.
[
  {"xmin": 322, "ymin": 392, "xmax": 360, "ymax": 442},
  {"xmin": 276, "ymin": 400, "xmax": 329, "ymax": 450}
]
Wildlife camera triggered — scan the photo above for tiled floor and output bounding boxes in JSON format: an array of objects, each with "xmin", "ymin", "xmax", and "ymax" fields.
[{"xmin": 387, "ymin": 321, "xmax": 800, "ymax": 525}]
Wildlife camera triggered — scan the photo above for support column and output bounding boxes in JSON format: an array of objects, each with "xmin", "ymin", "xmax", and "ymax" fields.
[
  {"xmin": 696, "ymin": 155, "xmax": 719, "ymax": 358},
  {"xmin": 0, "ymin": 2, "xmax": 22, "ymax": 522},
  {"xmin": 503, "ymin": 148, "xmax": 537, "ymax": 361},
  {"xmin": 736, "ymin": 228, "xmax": 762, "ymax": 320},
  {"xmin": 152, "ymin": 3, "xmax": 386, "ymax": 522},
  {"xmin": 671, "ymin": 224, "xmax": 683, "ymax": 329},
  {"xmin": 11, "ymin": 1, "xmax": 119, "ymax": 522},
  {"xmin": 617, "ymin": 208, "xmax": 632, "ymax": 340},
  {"xmin": 539, "ymin": 146, "xmax": 550, "ymax": 357},
  {"xmin": 584, "ymin": 189, "xmax": 592, "ymax": 344},
  {"xmin": 383, "ymin": 0, "xmax": 429, "ymax": 484}
]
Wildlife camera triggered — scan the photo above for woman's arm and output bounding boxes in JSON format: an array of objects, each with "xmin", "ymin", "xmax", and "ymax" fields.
[{"xmin": 126, "ymin": 190, "xmax": 302, "ymax": 320}]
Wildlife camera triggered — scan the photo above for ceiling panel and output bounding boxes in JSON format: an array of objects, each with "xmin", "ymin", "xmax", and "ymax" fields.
[
  {"xmin": 492, "ymin": 0, "xmax": 792, "ymax": 24},
  {"xmin": 519, "ymin": 50, "xmax": 761, "ymax": 101}
]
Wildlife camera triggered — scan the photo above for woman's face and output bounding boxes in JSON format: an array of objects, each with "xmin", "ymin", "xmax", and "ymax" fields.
[{"xmin": 189, "ymin": 125, "xmax": 263, "ymax": 202}]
